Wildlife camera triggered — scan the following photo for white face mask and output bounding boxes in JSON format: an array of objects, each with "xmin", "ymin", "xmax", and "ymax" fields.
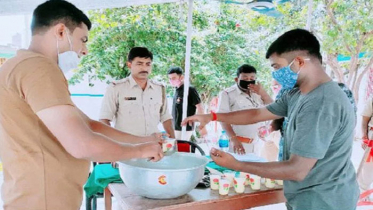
[{"xmin": 57, "ymin": 30, "xmax": 80, "ymax": 73}]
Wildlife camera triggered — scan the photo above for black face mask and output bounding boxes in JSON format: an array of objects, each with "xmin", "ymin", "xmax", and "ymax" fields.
[{"xmin": 238, "ymin": 80, "xmax": 255, "ymax": 90}]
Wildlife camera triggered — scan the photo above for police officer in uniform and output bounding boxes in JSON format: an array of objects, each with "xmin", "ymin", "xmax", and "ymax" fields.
[
  {"xmin": 99, "ymin": 47, "xmax": 175, "ymax": 138},
  {"xmin": 218, "ymin": 64, "xmax": 273, "ymax": 155}
]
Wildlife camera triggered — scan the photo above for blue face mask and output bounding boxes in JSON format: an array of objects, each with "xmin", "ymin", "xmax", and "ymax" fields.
[{"xmin": 272, "ymin": 59, "xmax": 309, "ymax": 89}]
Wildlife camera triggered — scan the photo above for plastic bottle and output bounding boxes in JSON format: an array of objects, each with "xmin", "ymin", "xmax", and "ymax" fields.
[
  {"xmin": 161, "ymin": 131, "xmax": 169, "ymax": 140},
  {"xmin": 218, "ymin": 130, "xmax": 229, "ymax": 152}
]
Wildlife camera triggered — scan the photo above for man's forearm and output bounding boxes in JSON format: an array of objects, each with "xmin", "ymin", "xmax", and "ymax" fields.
[
  {"xmin": 231, "ymin": 160, "xmax": 302, "ymax": 181},
  {"xmin": 77, "ymin": 108, "xmax": 149, "ymax": 144},
  {"xmin": 216, "ymin": 108, "xmax": 278, "ymax": 125},
  {"xmin": 196, "ymin": 103, "xmax": 205, "ymax": 115},
  {"xmin": 163, "ymin": 119, "xmax": 175, "ymax": 138},
  {"xmin": 79, "ymin": 132, "xmax": 143, "ymax": 162},
  {"xmin": 362, "ymin": 126, "xmax": 369, "ymax": 139},
  {"xmin": 90, "ymin": 120, "xmax": 150, "ymax": 144},
  {"xmin": 221, "ymin": 122, "xmax": 236, "ymax": 138},
  {"xmin": 362, "ymin": 116, "xmax": 370, "ymax": 138}
]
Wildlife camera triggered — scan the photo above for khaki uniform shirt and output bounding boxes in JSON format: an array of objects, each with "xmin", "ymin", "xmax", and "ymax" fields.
[
  {"xmin": 217, "ymin": 85, "xmax": 264, "ymax": 141},
  {"xmin": 99, "ymin": 75, "xmax": 172, "ymax": 136},
  {"xmin": 0, "ymin": 50, "xmax": 90, "ymax": 210}
]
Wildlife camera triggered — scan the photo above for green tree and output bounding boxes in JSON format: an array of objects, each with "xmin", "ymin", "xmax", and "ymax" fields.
[
  {"xmin": 70, "ymin": 1, "xmax": 272, "ymax": 104},
  {"xmin": 319, "ymin": 0, "xmax": 373, "ymax": 101},
  {"xmin": 71, "ymin": 0, "xmax": 373, "ymax": 104}
]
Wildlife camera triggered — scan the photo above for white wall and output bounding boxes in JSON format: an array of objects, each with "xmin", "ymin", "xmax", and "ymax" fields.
[
  {"xmin": 66, "ymin": 72, "xmax": 108, "ymax": 120},
  {"xmin": 66, "ymin": 73, "xmax": 174, "ymax": 132}
]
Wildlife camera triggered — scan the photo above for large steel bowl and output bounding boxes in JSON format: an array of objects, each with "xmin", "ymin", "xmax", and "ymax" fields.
[{"xmin": 118, "ymin": 152, "xmax": 209, "ymax": 199}]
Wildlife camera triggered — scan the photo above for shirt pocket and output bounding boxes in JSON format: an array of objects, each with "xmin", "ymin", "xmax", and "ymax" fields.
[
  {"xmin": 149, "ymin": 98, "xmax": 162, "ymax": 119},
  {"xmin": 119, "ymin": 100, "xmax": 142, "ymax": 119}
]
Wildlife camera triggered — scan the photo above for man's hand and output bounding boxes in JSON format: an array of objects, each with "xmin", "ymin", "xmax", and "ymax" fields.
[
  {"xmin": 199, "ymin": 128, "xmax": 208, "ymax": 137},
  {"xmin": 249, "ymin": 82, "xmax": 265, "ymax": 96},
  {"xmin": 136, "ymin": 142, "xmax": 164, "ymax": 162},
  {"xmin": 154, "ymin": 132, "xmax": 168, "ymax": 141},
  {"xmin": 270, "ymin": 119, "xmax": 283, "ymax": 132},
  {"xmin": 181, "ymin": 114, "xmax": 212, "ymax": 130},
  {"xmin": 249, "ymin": 82, "xmax": 273, "ymax": 104},
  {"xmin": 231, "ymin": 137, "xmax": 246, "ymax": 155},
  {"xmin": 210, "ymin": 148, "xmax": 239, "ymax": 169}
]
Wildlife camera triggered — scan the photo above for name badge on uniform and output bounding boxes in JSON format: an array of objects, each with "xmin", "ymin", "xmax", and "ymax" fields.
[{"xmin": 124, "ymin": 97, "xmax": 136, "ymax": 100}]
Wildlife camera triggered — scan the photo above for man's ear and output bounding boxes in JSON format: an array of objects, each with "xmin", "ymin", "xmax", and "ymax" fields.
[
  {"xmin": 235, "ymin": 77, "xmax": 238, "ymax": 83},
  {"xmin": 54, "ymin": 23, "xmax": 67, "ymax": 40},
  {"xmin": 127, "ymin": 62, "xmax": 132, "ymax": 69},
  {"xmin": 295, "ymin": 56, "xmax": 307, "ymax": 69},
  {"xmin": 180, "ymin": 75, "xmax": 184, "ymax": 80}
]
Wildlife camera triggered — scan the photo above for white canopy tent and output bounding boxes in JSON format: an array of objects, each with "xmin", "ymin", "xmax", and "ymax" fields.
[
  {"xmin": 0, "ymin": 0, "xmax": 314, "ymax": 140},
  {"xmin": 0, "ymin": 0, "xmax": 182, "ymax": 15},
  {"xmin": 0, "ymin": 0, "xmax": 286, "ymax": 16}
]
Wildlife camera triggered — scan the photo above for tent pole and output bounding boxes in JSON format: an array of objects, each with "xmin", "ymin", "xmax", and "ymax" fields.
[
  {"xmin": 181, "ymin": 0, "xmax": 193, "ymax": 140},
  {"xmin": 306, "ymin": 0, "xmax": 314, "ymax": 30}
]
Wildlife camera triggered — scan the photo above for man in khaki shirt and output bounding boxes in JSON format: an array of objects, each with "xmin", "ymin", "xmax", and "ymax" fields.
[
  {"xmin": 218, "ymin": 64, "xmax": 273, "ymax": 155},
  {"xmin": 99, "ymin": 47, "xmax": 175, "ymax": 138},
  {"xmin": 0, "ymin": 1, "xmax": 163, "ymax": 210}
]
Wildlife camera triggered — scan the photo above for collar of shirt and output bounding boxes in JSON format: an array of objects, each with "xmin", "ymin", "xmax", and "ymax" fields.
[
  {"xmin": 176, "ymin": 84, "xmax": 185, "ymax": 91},
  {"xmin": 235, "ymin": 84, "xmax": 249, "ymax": 96},
  {"xmin": 234, "ymin": 84, "xmax": 262, "ymax": 107},
  {"xmin": 129, "ymin": 75, "xmax": 154, "ymax": 90}
]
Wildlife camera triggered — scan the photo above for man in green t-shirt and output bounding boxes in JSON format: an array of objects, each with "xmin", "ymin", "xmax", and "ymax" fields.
[{"xmin": 182, "ymin": 29, "xmax": 359, "ymax": 210}]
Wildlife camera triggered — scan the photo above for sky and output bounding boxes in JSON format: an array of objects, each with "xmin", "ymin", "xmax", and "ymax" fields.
[{"xmin": 0, "ymin": 15, "xmax": 31, "ymax": 46}]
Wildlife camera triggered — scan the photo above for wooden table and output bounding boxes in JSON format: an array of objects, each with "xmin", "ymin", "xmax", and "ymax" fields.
[{"xmin": 107, "ymin": 183, "xmax": 285, "ymax": 210}]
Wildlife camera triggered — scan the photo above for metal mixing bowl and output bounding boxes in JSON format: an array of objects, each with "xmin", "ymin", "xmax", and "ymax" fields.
[{"xmin": 118, "ymin": 152, "xmax": 209, "ymax": 199}]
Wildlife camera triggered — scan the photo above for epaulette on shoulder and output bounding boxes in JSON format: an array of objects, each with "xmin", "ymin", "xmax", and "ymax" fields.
[
  {"xmin": 150, "ymin": 79, "xmax": 165, "ymax": 87},
  {"xmin": 110, "ymin": 77, "xmax": 129, "ymax": 87},
  {"xmin": 224, "ymin": 86, "xmax": 236, "ymax": 93}
]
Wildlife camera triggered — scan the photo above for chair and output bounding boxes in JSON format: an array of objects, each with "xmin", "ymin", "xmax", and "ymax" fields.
[
  {"xmin": 86, "ymin": 162, "xmax": 111, "ymax": 210},
  {"xmin": 86, "ymin": 191, "xmax": 99, "ymax": 210},
  {"xmin": 176, "ymin": 140, "xmax": 205, "ymax": 155}
]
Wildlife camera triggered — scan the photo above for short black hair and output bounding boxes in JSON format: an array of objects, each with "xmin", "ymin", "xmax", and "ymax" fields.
[
  {"xmin": 31, "ymin": 0, "xmax": 91, "ymax": 35},
  {"xmin": 127, "ymin": 47, "xmax": 153, "ymax": 62},
  {"xmin": 236, "ymin": 64, "xmax": 257, "ymax": 77},
  {"xmin": 265, "ymin": 29, "xmax": 322, "ymax": 62},
  {"xmin": 167, "ymin": 67, "xmax": 183, "ymax": 75}
]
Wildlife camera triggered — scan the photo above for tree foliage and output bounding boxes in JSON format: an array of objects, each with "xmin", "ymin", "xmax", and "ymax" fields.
[
  {"xmin": 70, "ymin": 1, "xmax": 273, "ymax": 103},
  {"xmin": 318, "ymin": 0, "xmax": 373, "ymax": 101},
  {"xmin": 71, "ymin": 0, "xmax": 373, "ymax": 104}
]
